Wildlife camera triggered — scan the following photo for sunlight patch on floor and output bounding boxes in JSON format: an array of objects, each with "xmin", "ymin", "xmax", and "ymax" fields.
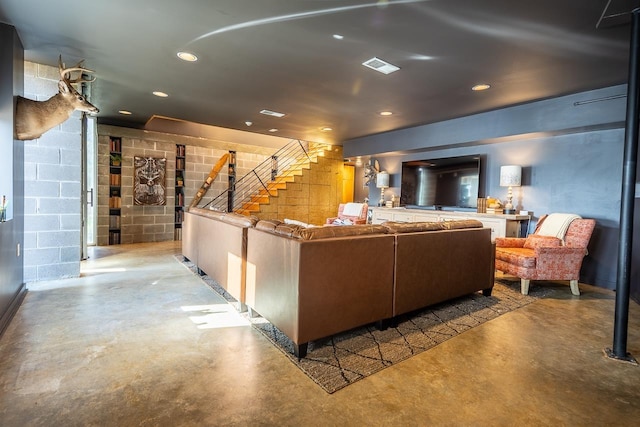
[
  {"xmin": 181, "ymin": 304, "xmax": 250, "ymax": 329},
  {"xmin": 81, "ymin": 267, "xmax": 128, "ymax": 274}
]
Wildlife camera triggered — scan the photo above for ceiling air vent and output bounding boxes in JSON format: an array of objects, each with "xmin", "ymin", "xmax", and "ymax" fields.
[
  {"xmin": 362, "ymin": 57, "xmax": 400, "ymax": 75},
  {"xmin": 259, "ymin": 109, "xmax": 285, "ymax": 118}
]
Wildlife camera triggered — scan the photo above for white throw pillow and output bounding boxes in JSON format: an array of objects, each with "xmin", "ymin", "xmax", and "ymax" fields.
[
  {"xmin": 342, "ymin": 203, "xmax": 364, "ymax": 217},
  {"xmin": 284, "ymin": 218, "xmax": 313, "ymax": 228}
]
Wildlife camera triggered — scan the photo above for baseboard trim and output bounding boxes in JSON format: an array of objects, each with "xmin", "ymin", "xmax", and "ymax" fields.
[{"xmin": 0, "ymin": 283, "xmax": 27, "ymax": 338}]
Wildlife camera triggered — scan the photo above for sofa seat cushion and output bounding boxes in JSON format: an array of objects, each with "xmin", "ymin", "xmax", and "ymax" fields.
[
  {"xmin": 294, "ymin": 224, "xmax": 388, "ymax": 240},
  {"xmin": 495, "ymin": 247, "xmax": 536, "ymax": 268}
]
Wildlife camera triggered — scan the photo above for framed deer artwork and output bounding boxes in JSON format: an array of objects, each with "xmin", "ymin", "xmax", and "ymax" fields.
[{"xmin": 134, "ymin": 156, "xmax": 167, "ymax": 206}]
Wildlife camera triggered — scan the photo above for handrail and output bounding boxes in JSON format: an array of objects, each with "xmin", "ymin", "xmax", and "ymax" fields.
[{"xmin": 201, "ymin": 139, "xmax": 328, "ymax": 214}]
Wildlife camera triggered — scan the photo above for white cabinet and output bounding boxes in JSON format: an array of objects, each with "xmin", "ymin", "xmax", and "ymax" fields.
[
  {"xmin": 413, "ymin": 212, "xmax": 440, "ymax": 222},
  {"xmin": 472, "ymin": 217, "xmax": 503, "ymax": 241},
  {"xmin": 373, "ymin": 210, "xmax": 394, "ymax": 223},
  {"xmin": 392, "ymin": 211, "xmax": 415, "ymax": 222},
  {"xmin": 370, "ymin": 207, "xmax": 528, "ymax": 240}
]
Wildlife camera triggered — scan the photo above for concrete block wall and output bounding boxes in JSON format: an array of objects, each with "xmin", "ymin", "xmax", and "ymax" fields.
[
  {"xmin": 97, "ymin": 136, "xmax": 178, "ymax": 244},
  {"xmin": 185, "ymin": 147, "xmax": 266, "ymax": 208},
  {"xmin": 97, "ymin": 126, "xmax": 269, "ymax": 245},
  {"xmin": 23, "ymin": 61, "xmax": 82, "ymax": 282}
]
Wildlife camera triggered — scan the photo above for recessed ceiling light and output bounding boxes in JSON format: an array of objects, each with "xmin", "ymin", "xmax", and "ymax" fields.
[
  {"xmin": 153, "ymin": 91, "xmax": 169, "ymax": 97},
  {"xmin": 362, "ymin": 57, "xmax": 400, "ymax": 75},
  {"xmin": 333, "ymin": 34, "xmax": 344, "ymax": 40},
  {"xmin": 268, "ymin": 128, "xmax": 278, "ymax": 132},
  {"xmin": 472, "ymin": 84, "xmax": 491, "ymax": 91},
  {"xmin": 260, "ymin": 109, "xmax": 285, "ymax": 118},
  {"xmin": 379, "ymin": 111, "xmax": 393, "ymax": 116},
  {"xmin": 118, "ymin": 110, "xmax": 132, "ymax": 115},
  {"xmin": 177, "ymin": 51, "xmax": 198, "ymax": 62},
  {"xmin": 245, "ymin": 121, "xmax": 253, "ymax": 126},
  {"xmin": 321, "ymin": 127, "xmax": 333, "ymax": 132}
]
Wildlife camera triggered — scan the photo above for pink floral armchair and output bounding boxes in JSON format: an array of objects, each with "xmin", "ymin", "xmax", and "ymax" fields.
[
  {"xmin": 326, "ymin": 203, "xmax": 369, "ymax": 225},
  {"xmin": 495, "ymin": 216, "xmax": 596, "ymax": 295}
]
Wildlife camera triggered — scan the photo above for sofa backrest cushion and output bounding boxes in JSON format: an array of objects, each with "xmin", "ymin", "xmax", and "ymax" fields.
[
  {"xmin": 441, "ymin": 219, "xmax": 483, "ymax": 230},
  {"xmin": 194, "ymin": 208, "xmax": 226, "ymax": 221},
  {"xmin": 255, "ymin": 219, "xmax": 283, "ymax": 232},
  {"xmin": 220, "ymin": 212, "xmax": 258, "ymax": 228},
  {"xmin": 189, "ymin": 207, "xmax": 257, "ymax": 228},
  {"xmin": 274, "ymin": 224, "xmax": 304, "ymax": 237},
  {"xmin": 382, "ymin": 221, "xmax": 445, "ymax": 233},
  {"xmin": 293, "ymin": 224, "xmax": 388, "ymax": 240}
]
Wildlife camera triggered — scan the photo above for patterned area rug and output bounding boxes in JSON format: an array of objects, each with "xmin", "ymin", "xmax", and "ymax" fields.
[{"xmin": 177, "ymin": 256, "xmax": 550, "ymax": 393}]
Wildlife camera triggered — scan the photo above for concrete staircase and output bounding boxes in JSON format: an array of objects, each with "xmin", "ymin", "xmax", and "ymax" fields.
[
  {"xmin": 237, "ymin": 142, "xmax": 333, "ymax": 216},
  {"xmin": 203, "ymin": 139, "xmax": 343, "ymax": 225}
]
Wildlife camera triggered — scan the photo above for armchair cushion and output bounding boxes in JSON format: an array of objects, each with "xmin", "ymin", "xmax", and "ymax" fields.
[
  {"xmin": 495, "ymin": 247, "xmax": 537, "ymax": 268},
  {"xmin": 495, "ymin": 237, "xmax": 526, "ymax": 248},
  {"xmin": 523, "ymin": 234, "xmax": 562, "ymax": 249}
]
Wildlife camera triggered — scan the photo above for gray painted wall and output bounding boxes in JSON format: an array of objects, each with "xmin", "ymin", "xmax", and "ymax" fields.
[
  {"xmin": 0, "ymin": 23, "xmax": 25, "ymax": 333},
  {"xmin": 344, "ymin": 85, "xmax": 635, "ymax": 297}
]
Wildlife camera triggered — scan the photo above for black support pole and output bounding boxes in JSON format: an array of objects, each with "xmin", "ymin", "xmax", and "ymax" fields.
[{"xmin": 606, "ymin": 8, "xmax": 640, "ymax": 364}]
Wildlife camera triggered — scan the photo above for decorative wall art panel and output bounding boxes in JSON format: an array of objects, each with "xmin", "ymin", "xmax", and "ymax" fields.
[{"xmin": 134, "ymin": 156, "xmax": 166, "ymax": 206}]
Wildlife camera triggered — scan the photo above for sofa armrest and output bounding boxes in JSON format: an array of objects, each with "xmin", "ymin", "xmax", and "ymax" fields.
[
  {"xmin": 495, "ymin": 237, "xmax": 526, "ymax": 248},
  {"xmin": 534, "ymin": 246, "xmax": 588, "ymax": 276},
  {"xmin": 326, "ymin": 216, "xmax": 338, "ymax": 224},
  {"xmin": 535, "ymin": 246, "xmax": 587, "ymax": 258}
]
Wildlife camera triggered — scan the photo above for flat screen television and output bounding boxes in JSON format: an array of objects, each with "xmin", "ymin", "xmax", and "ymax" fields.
[{"xmin": 400, "ymin": 155, "xmax": 483, "ymax": 209}]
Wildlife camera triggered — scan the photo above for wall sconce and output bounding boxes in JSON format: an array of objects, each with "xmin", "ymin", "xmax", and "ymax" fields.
[
  {"xmin": 376, "ymin": 171, "xmax": 389, "ymax": 207},
  {"xmin": 500, "ymin": 165, "xmax": 522, "ymax": 214}
]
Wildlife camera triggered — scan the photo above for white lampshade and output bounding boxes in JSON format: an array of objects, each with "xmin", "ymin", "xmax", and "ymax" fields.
[
  {"xmin": 500, "ymin": 165, "xmax": 522, "ymax": 187},
  {"xmin": 376, "ymin": 171, "xmax": 389, "ymax": 188}
]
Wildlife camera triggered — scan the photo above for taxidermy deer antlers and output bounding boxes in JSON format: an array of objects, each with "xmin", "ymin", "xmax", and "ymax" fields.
[{"xmin": 14, "ymin": 55, "xmax": 99, "ymax": 140}]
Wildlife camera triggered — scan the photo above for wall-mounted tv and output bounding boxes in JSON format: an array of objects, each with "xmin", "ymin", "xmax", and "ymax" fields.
[{"xmin": 400, "ymin": 155, "xmax": 483, "ymax": 209}]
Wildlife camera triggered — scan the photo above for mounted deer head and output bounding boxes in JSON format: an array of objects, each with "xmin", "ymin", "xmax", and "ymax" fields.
[{"xmin": 14, "ymin": 55, "xmax": 99, "ymax": 140}]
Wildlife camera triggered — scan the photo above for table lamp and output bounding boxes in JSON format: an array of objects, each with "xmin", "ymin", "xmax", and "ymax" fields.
[
  {"xmin": 376, "ymin": 171, "xmax": 389, "ymax": 207},
  {"xmin": 500, "ymin": 165, "xmax": 521, "ymax": 214}
]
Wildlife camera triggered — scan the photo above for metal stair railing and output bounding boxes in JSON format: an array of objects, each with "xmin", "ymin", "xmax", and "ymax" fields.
[{"xmin": 201, "ymin": 139, "xmax": 327, "ymax": 214}]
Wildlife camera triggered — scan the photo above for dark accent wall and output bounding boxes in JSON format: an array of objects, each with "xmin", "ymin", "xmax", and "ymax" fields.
[
  {"xmin": 344, "ymin": 85, "xmax": 639, "ymax": 301},
  {"xmin": 0, "ymin": 23, "xmax": 25, "ymax": 334}
]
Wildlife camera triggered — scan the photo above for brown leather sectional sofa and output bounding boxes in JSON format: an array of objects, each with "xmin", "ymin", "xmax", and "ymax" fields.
[
  {"xmin": 183, "ymin": 207, "xmax": 257, "ymax": 310},
  {"xmin": 183, "ymin": 209, "xmax": 494, "ymax": 358},
  {"xmin": 246, "ymin": 223, "xmax": 396, "ymax": 358}
]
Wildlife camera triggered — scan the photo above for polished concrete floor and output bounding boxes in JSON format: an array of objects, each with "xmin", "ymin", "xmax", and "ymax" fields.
[{"xmin": 1, "ymin": 241, "xmax": 640, "ymax": 426}]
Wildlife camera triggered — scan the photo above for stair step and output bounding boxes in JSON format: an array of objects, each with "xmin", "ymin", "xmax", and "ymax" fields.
[
  {"xmin": 250, "ymin": 194, "xmax": 270, "ymax": 203},
  {"xmin": 266, "ymin": 182, "xmax": 288, "ymax": 190},
  {"xmin": 278, "ymin": 175, "xmax": 298, "ymax": 183},
  {"xmin": 240, "ymin": 202, "xmax": 261, "ymax": 212}
]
